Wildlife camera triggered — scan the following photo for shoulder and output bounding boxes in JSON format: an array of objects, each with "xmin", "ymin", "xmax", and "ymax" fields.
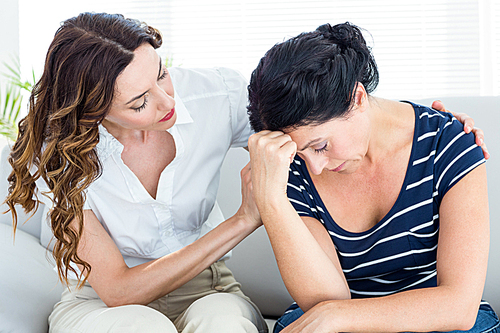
[
  {"xmin": 168, "ymin": 67, "xmax": 252, "ymax": 147},
  {"xmin": 410, "ymin": 102, "xmax": 455, "ymax": 134},
  {"xmin": 409, "ymin": 102, "xmax": 474, "ymax": 153},
  {"xmin": 408, "ymin": 102, "xmax": 485, "ymax": 197},
  {"xmin": 287, "ymin": 157, "xmax": 324, "ymax": 218}
]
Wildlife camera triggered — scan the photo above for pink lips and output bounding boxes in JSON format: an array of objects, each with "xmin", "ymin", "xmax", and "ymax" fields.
[
  {"xmin": 330, "ymin": 162, "xmax": 346, "ymax": 172},
  {"xmin": 159, "ymin": 108, "xmax": 175, "ymax": 122}
]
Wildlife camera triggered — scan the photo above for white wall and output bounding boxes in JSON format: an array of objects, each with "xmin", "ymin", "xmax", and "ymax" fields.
[
  {"xmin": 17, "ymin": 0, "xmax": 138, "ymax": 81},
  {"xmin": 0, "ymin": 0, "xmax": 19, "ymax": 85}
]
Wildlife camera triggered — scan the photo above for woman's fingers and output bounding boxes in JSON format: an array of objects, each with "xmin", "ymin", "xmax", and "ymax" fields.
[
  {"xmin": 248, "ymin": 130, "xmax": 297, "ymax": 202},
  {"xmin": 471, "ymin": 127, "xmax": 490, "ymax": 159},
  {"xmin": 431, "ymin": 100, "xmax": 446, "ymax": 112},
  {"xmin": 250, "ymin": 130, "xmax": 294, "ymax": 149},
  {"xmin": 249, "ymin": 131, "xmax": 297, "ymax": 163},
  {"xmin": 431, "ymin": 100, "xmax": 488, "ymax": 159},
  {"xmin": 432, "ymin": 100, "xmax": 474, "ymax": 131},
  {"xmin": 452, "ymin": 112, "xmax": 475, "ymax": 133}
]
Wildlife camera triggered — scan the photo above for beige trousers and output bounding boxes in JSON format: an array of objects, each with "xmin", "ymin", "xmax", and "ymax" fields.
[{"xmin": 48, "ymin": 261, "xmax": 268, "ymax": 333}]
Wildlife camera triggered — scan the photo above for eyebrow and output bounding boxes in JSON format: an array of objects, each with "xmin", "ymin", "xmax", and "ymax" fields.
[
  {"xmin": 125, "ymin": 58, "xmax": 163, "ymax": 105},
  {"xmin": 157, "ymin": 57, "xmax": 163, "ymax": 79},
  {"xmin": 125, "ymin": 90, "xmax": 149, "ymax": 105},
  {"xmin": 297, "ymin": 138, "xmax": 323, "ymax": 152}
]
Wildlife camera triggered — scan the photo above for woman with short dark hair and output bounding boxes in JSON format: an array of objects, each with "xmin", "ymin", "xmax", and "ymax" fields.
[{"xmin": 247, "ymin": 22, "xmax": 499, "ymax": 333}]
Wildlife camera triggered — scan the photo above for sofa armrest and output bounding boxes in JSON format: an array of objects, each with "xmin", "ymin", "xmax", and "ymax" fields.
[
  {"xmin": 0, "ymin": 141, "xmax": 45, "ymax": 239},
  {"xmin": 0, "ymin": 223, "xmax": 64, "ymax": 333}
]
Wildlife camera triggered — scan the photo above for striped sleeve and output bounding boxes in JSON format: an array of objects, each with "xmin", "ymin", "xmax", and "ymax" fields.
[
  {"xmin": 287, "ymin": 158, "xmax": 315, "ymax": 217},
  {"xmin": 433, "ymin": 115, "xmax": 485, "ymax": 203}
]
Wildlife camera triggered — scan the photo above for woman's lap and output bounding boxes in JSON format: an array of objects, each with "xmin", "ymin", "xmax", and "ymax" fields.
[
  {"xmin": 49, "ymin": 301, "xmax": 177, "ymax": 333},
  {"xmin": 50, "ymin": 262, "xmax": 267, "ymax": 333},
  {"xmin": 273, "ymin": 305, "xmax": 500, "ymax": 333}
]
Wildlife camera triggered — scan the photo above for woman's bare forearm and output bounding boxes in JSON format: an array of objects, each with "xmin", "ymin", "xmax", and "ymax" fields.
[
  {"xmin": 260, "ymin": 196, "xmax": 350, "ymax": 311},
  {"xmin": 80, "ymin": 209, "xmax": 259, "ymax": 307},
  {"xmin": 284, "ymin": 284, "xmax": 481, "ymax": 333}
]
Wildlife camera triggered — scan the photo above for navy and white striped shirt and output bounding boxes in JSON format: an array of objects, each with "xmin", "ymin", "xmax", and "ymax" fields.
[{"xmin": 286, "ymin": 102, "xmax": 489, "ymax": 308}]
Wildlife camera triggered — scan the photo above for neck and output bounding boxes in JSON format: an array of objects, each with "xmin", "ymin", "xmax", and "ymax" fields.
[
  {"xmin": 102, "ymin": 119, "xmax": 151, "ymax": 145},
  {"xmin": 363, "ymin": 97, "xmax": 415, "ymax": 166}
]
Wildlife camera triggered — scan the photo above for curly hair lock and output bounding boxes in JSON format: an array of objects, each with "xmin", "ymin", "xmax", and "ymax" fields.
[{"xmin": 4, "ymin": 12, "xmax": 162, "ymax": 287}]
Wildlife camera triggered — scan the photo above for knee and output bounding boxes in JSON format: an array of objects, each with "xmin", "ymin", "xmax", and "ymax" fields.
[
  {"xmin": 176, "ymin": 294, "xmax": 264, "ymax": 333},
  {"xmin": 94, "ymin": 304, "xmax": 177, "ymax": 333},
  {"xmin": 187, "ymin": 293, "xmax": 258, "ymax": 318}
]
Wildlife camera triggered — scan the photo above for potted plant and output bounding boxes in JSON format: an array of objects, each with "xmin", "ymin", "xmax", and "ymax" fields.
[{"xmin": 0, "ymin": 57, "xmax": 35, "ymax": 142}]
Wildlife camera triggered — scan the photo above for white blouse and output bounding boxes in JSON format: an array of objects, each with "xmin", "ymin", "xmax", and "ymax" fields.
[{"xmin": 35, "ymin": 67, "xmax": 253, "ymax": 271}]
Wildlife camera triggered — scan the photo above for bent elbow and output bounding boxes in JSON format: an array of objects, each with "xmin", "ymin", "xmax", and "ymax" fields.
[
  {"xmin": 448, "ymin": 300, "xmax": 480, "ymax": 331},
  {"xmin": 455, "ymin": 309, "xmax": 478, "ymax": 331},
  {"xmin": 298, "ymin": 288, "xmax": 351, "ymax": 312},
  {"xmin": 98, "ymin": 288, "xmax": 139, "ymax": 308},
  {"xmin": 453, "ymin": 318, "xmax": 475, "ymax": 332},
  {"xmin": 101, "ymin": 294, "xmax": 128, "ymax": 308}
]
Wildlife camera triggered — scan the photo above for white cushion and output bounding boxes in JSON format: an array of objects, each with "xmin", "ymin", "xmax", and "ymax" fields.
[
  {"xmin": 0, "ymin": 223, "xmax": 63, "ymax": 332},
  {"xmin": 0, "ymin": 141, "xmax": 45, "ymax": 238}
]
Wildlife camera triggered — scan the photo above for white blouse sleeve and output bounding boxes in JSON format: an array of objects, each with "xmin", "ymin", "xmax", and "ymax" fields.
[{"xmin": 216, "ymin": 67, "xmax": 254, "ymax": 148}]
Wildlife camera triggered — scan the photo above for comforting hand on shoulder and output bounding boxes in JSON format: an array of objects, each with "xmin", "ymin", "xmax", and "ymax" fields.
[{"xmin": 432, "ymin": 100, "xmax": 490, "ymax": 159}]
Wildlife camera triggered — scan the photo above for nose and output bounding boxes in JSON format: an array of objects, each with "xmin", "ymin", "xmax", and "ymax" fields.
[
  {"xmin": 308, "ymin": 155, "xmax": 329, "ymax": 175},
  {"xmin": 156, "ymin": 86, "xmax": 175, "ymax": 111}
]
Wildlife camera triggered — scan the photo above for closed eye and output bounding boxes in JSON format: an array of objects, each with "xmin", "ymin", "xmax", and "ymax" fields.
[
  {"xmin": 158, "ymin": 68, "xmax": 167, "ymax": 81},
  {"xmin": 314, "ymin": 142, "xmax": 328, "ymax": 154},
  {"xmin": 132, "ymin": 95, "xmax": 148, "ymax": 112}
]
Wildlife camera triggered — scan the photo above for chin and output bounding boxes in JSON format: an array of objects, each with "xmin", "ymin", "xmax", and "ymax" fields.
[
  {"xmin": 159, "ymin": 115, "xmax": 177, "ymax": 130},
  {"xmin": 340, "ymin": 162, "xmax": 360, "ymax": 174}
]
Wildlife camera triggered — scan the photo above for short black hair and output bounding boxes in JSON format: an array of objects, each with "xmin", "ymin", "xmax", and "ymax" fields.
[{"xmin": 247, "ymin": 22, "xmax": 379, "ymax": 132}]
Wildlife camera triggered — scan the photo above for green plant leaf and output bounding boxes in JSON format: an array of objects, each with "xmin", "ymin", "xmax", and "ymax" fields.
[
  {"xmin": 0, "ymin": 83, "xmax": 23, "ymax": 141},
  {"xmin": 0, "ymin": 55, "xmax": 34, "ymax": 141},
  {"xmin": 3, "ymin": 56, "xmax": 36, "ymax": 92},
  {"xmin": 0, "ymin": 119, "xmax": 18, "ymax": 141}
]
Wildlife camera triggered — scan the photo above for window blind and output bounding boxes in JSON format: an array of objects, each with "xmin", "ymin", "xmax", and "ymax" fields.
[
  {"xmin": 127, "ymin": 0, "xmax": 498, "ymax": 99},
  {"xmin": 18, "ymin": 0, "xmax": 500, "ymax": 100}
]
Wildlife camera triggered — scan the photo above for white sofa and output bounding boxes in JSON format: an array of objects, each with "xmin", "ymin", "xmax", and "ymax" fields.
[{"xmin": 1, "ymin": 96, "xmax": 499, "ymax": 332}]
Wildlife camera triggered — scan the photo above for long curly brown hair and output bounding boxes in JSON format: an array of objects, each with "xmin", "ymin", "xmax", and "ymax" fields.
[{"xmin": 4, "ymin": 12, "xmax": 162, "ymax": 286}]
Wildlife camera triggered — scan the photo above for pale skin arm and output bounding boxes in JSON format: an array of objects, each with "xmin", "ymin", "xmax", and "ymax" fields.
[
  {"xmin": 281, "ymin": 164, "xmax": 489, "ymax": 333},
  {"xmin": 74, "ymin": 163, "xmax": 261, "ymax": 307},
  {"xmin": 248, "ymin": 131, "xmax": 350, "ymax": 310},
  {"xmin": 259, "ymin": 197, "xmax": 351, "ymax": 309}
]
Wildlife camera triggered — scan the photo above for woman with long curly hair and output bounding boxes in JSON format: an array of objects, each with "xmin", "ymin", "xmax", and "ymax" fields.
[
  {"xmin": 247, "ymin": 22, "xmax": 498, "ymax": 333},
  {"xmin": 5, "ymin": 12, "xmax": 267, "ymax": 333}
]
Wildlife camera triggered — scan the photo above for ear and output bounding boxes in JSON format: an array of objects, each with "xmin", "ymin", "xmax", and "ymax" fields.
[{"xmin": 353, "ymin": 82, "xmax": 367, "ymax": 111}]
